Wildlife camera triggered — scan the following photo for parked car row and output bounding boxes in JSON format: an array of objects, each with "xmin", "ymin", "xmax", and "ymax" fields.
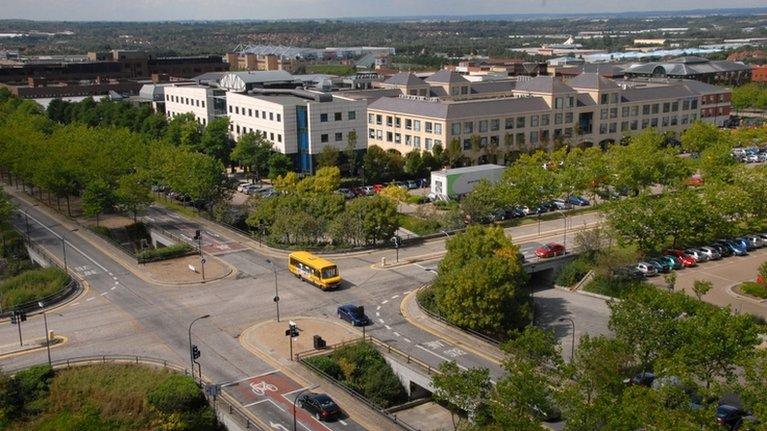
[
  {"xmin": 482, "ymin": 195, "xmax": 591, "ymax": 223},
  {"xmin": 624, "ymin": 233, "xmax": 767, "ymax": 280},
  {"xmin": 733, "ymin": 147, "xmax": 767, "ymax": 164},
  {"xmin": 336, "ymin": 178, "xmax": 429, "ymax": 200}
]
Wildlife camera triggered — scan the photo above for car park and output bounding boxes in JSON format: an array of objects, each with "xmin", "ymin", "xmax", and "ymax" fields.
[
  {"xmin": 684, "ymin": 248, "xmax": 710, "ymax": 263},
  {"xmin": 567, "ymin": 195, "xmax": 590, "ymax": 206},
  {"xmin": 337, "ymin": 304, "xmax": 369, "ymax": 326},
  {"xmin": 297, "ymin": 392, "xmax": 342, "ymax": 421},
  {"xmin": 535, "ymin": 243, "xmax": 565, "ymax": 258},
  {"xmin": 663, "ymin": 249, "xmax": 697, "ymax": 267},
  {"xmin": 709, "ymin": 242, "xmax": 734, "ymax": 258},
  {"xmin": 552, "ymin": 199, "xmax": 573, "ymax": 210},
  {"xmin": 636, "ymin": 262, "xmax": 658, "ymax": 277},
  {"xmin": 647, "ymin": 258, "xmax": 672, "ymax": 273},
  {"xmin": 612, "ymin": 266, "xmax": 645, "ymax": 281},
  {"xmin": 657, "ymin": 255, "xmax": 684, "ymax": 270},
  {"xmin": 717, "ymin": 239, "xmax": 748, "ymax": 256},
  {"xmin": 698, "ymin": 246, "xmax": 722, "ymax": 261},
  {"xmin": 745, "ymin": 235, "xmax": 764, "ymax": 249}
]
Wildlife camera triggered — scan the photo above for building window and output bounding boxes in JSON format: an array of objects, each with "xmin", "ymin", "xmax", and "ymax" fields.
[
  {"xmin": 516, "ymin": 117, "xmax": 525, "ymax": 128},
  {"xmin": 435, "ymin": 139, "xmax": 443, "ymax": 148},
  {"xmin": 228, "ymin": 105, "xmax": 232, "ymax": 113},
  {"xmin": 663, "ymin": 103, "xmax": 670, "ymax": 113},
  {"xmin": 651, "ymin": 104, "xmax": 659, "ymax": 114},
  {"xmin": 671, "ymin": 102, "xmax": 679, "ymax": 112},
  {"xmin": 334, "ymin": 112, "xmax": 342, "ymax": 121},
  {"xmin": 651, "ymin": 118, "xmax": 658, "ymax": 127},
  {"xmin": 414, "ymin": 120, "xmax": 421, "ymax": 132},
  {"xmin": 622, "ymin": 106, "xmax": 630, "ymax": 117},
  {"xmin": 395, "ymin": 133, "xmax": 401, "ymax": 143},
  {"xmin": 464, "ymin": 121, "xmax": 473, "ymax": 134},
  {"xmin": 348, "ymin": 111, "xmax": 356, "ymax": 120},
  {"xmin": 386, "ymin": 116, "xmax": 393, "ymax": 127},
  {"xmin": 376, "ymin": 114, "xmax": 382, "ymax": 125},
  {"xmin": 565, "ymin": 112, "xmax": 573, "ymax": 123},
  {"xmin": 642, "ymin": 119, "xmax": 649, "ymax": 129},
  {"xmin": 530, "ymin": 131, "xmax": 539, "ymax": 144},
  {"xmin": 369, "ymin": 128, "xmax": 375, "ymax": 138},
  {"xmin": 425, "ymin": 138, "xmax": 432, "ymax": 150},
  {"xmin": 405, "ymin": 135, "xmax": 412, "ymax": 146},
  {"xmin": 236, "ymin": 125, "xmax": 241, "ymax": 133},
  {"xmin": 490, "ymin": 119, "xmax": 500, "ymax": 131},
  {"xmin": 321, "ymin": 134, "xmax": 329, "ymax": 143},
  {"xmin": 662, "ymin": 117, "xmax": 669, "ymax": 127},
  {"xmin": 600, "ymin": 108, "xmax": 608, "ymax": 120},
  {"xmin": 368, "ymin": 113, "xmax": 374, "ymax": 124},
  {"xmin": 277, "ymin": 134, "xmax": 282, "ymax": 143},
  {"xmin": 270, "ymin": 132, "xmax": 275, "ymax": 140},
  {"xmin": 386, "ymin": 132, "xmax": 393, "ymax": 142},
  {"xmin": 671, "ymin": 116, "xmax": 678, "ymax": 126},
  {"xmin": 631, "ymin": 120, "xmax": 638, "ymax": 130},
  {"xmin": 255, "ymin": 110, "xmax": 260, "ymax": 118},
  {"xmin": 540, "ymin": 115, "xmax": 550, "ymax": 127},
  {"xmin": 505, "ymin": 118, "xmax": 514, "ymax": 130},
  {"xmin": 642, "ymin": 105, "xmax": 650, "ymax": 115},
  {"xmin": 405, "ymin": 119, "xmax": 413, "ymax": 130},
  {"xmin": 425, "ymin": 122, "xmax": 433, "ymax": 133},
  {"xmin": 451, "ymin": 122, "xmax": 461, "ymax": 135},
  {"xmin": 631, "ymin": 106, "xmax": 639, "ymax": 116},
  {"xmin": 414, "ymin": 136, "xmax": 421, "ymax": 148},
  {"xmin": 321, "ymin": 113, "xmax": 328, "ymax": 123},
  {"xmin": 610, "ymin": 93, "xmax": 618, "ymax": 104},
  {"xmin": 530, "ymin": 116, "xmax": 539, "ymax": 127},
  {"xmin": 335, "ymin": 132, "xmax": 343, "ymax": 142},
  {"xmin": 463, "ymin": 139, "xmax": 471, "ymax": 150},
  {"xmin": 691, "ymin": 99, "xmax": 698, "ymax": 109},
  {"xmin": 262, "ymin": 111, "xmax": 266, "ymax": 118},
  {"xmin": 435, "ymin": 123, "xmax": 442, "ymax": 134},
  {"xmin": 600, "ymin": 94, "xmax": 609, "ymax": 105},
  {"xmin": 621, "ymin": 121, "xmax": 629, "ymax": 132},
  {"xmin": 609, "ymin": 122, "xmax": 617, "ymax": 133},
  {"xmin": 248, "ymin": 108, "xmax": 252, "ymax": 116},
  {"xmin": 277, "ymin": 113, "xmax": 281, "ymax": 122},
  {"xmin": 516, "ymin": 133, "xmax": 525, "ymax": 145},
  {"xmin": 599, "ymin": 124, "xmax": 607, "ymax": 134},
  {"xmin": 610, "ymin": 108, "xmax": 618, "ymax": 119},
  {"xmin": 395, "ymin": 117, "xmax": 401, "ymax": 128},
  {"xmin": 479, "ymin": 120, "xmax": 488, "ymax": 132},
  {"xmin": 555, "ymin": 113, "xmax": 563, "ymax": 125},
  {"xmin": 376, "ymin": 130, "xmax": 383, "ymax": 140},
  {"xmin": 555, "ymin": 97, "xmax": 564, "ymax": 109}
]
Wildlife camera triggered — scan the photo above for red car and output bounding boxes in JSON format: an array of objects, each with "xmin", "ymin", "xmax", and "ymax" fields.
[
  {"xmin": 535, "ymin": 243, "xmax": 566, "ymax": 258},
  {"xmin": 663, "ymin": 249, "xmax": 697, "ymax": 267}
]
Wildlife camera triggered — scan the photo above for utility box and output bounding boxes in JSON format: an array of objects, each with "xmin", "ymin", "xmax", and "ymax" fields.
[
  {"xmin": 430, "ymin": 164, "xmax": 505, "ymax": 200},
  {"xmin": 313, "ymin": 335, "xmax": 326, "ymax": 350}
]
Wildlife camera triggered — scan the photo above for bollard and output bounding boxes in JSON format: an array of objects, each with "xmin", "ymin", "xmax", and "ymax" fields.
[{"xmin": 381, "ymin": 257, "xmax": 386, "ymax": 267}]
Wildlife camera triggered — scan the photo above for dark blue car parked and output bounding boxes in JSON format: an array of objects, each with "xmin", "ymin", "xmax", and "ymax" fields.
[
  {"xmin": 337, "ymin": 304, "xmax": 370, "ymax": 326},
  {"xmin": 567, "ymin": 195, "xmax": 590, "ymax": 206}
]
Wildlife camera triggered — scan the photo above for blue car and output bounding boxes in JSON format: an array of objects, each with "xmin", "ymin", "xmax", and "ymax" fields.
[
  {"xmin": 567, "ymin": 195, "xmax": 590, "ymax": 206},
  {"xmin": 716, "ymin": 240, "xmax": 748, "ymax": 256},
  {"xmin": 337, "ymin": 304, "xmax": 369, "ymax": 326}
]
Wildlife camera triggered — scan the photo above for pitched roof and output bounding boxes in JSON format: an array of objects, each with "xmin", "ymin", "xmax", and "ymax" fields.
[
  {"xmin": 514, "ymin": 76, "xmax": 575, "ymax": 94},
  {"xmin": 424, "ymin": 70, "xmax": 469, "ymax": 84},
  {"xmin": 620, "ymin": 84, "xmax": 696, "ymax": 102},
  {"xmin": 567, "ymin": 73, "xmax": 620, "ymax": 91},
  {"xmin": 383, "ymin": 72, "xmax": 426, "ymax": 86}
]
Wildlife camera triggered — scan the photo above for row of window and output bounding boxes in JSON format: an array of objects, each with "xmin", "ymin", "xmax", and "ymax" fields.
[
  {"xmin": 320, "ymin": 111, "xmax": 357, "ymax": 122},
  {"xmin": 601, "ymin": 114, "xmax": 699, "ymax": 134},
  {"xmin": 229, "ymin": 105, "xmax": 282, "ymax": 122},
  {"xmin": 230, "ymin": 123, "xmax": 282, "ymax": 143},
  {"xmin": 368, "ymin": 114, "xmax": 445, "ymax": 134},
  {"xmin": 166, "ymin": 111, "xmax": 207, "ymax": 126},
  {"xmin": 368, "ymin": 129, "xmax": 442, "ymax": 150},
  {"xmin": 451, "ymin": 113, "xmax": 575, "ymax": 136},
  {"xmin": 166, "ymin": 94, "xmax": 206, "ymax": 108},
  {"xmin": 320, "ymin": 131, "xmax": 348, "ymax": 143}
]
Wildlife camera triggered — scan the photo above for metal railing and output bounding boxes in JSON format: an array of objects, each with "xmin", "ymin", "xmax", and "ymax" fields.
[
  {"xmin": 415, "ymin": 286, "xmax": 502, "ymax": 347},
  {"xmin": 6, "ymin": 355, "xmax": 266, "ymax": 431}
]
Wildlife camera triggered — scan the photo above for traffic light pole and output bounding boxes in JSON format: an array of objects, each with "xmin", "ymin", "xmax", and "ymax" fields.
[
  {"xmin": 196, "ymin": 231, "xmax": 206, "ymax": 281},
  {"xmin": 187, "ymin": 315, "xmax": 209, "ymax": 375}
]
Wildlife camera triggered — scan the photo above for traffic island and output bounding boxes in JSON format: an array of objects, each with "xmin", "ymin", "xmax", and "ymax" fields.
[
  {"xmin": 0, "ymin": 334, "xmax": 66, "ymax": 359},
  {"xmin": 139, "ymin": 254, "xmax": 233, "ymax": 285}
]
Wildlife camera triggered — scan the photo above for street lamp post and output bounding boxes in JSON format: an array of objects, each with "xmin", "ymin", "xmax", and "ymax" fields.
[
  {"xmin": 60, "ymin": 236, "xmax": 68, "ymax": 273},
  {"xmin": 293, "ymin": 385, "xmax": 319, "ymax": 431},
  {"xmin": 558, "ymin": 317, "xmax": 576, "ymax": 363},
  {"xmin": 193, "ymin": 230, "xmax": 206, "ymax": 280},
  {"xmin": 266, "ymin": 259, "xmax": 280, "ymax": 322},
  {"xmin": 187, "ymin": 314, "xmax": 210, "ymax": 376},
  {"xmin": 38, "ymin": 302, "xmax": 51, "ymax": 367},
  {"xmin": 560, "ymin": 210, "xmax": 568, "ymax": 251},
  {"xmin": 390, "ymin": 236, "xmax": 401, "ymax": 263}
]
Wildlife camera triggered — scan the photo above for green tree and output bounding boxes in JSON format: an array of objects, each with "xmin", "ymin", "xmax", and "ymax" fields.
[
  {"xmin": 81, "ymin": 179, "xmax": 115, "ymax": 226},
  {"xmin": 115, "ymin": 173, "xmax": 152, "ymax": 221},
  {"xmin": 267, "ymin": 152, "xmax": 291, "ymax": 180},
  {"xmin": 460, "ymin": 179, "xmax": 501, "ymax": 224},
  {"xmin": 198, "ymin": 117, "xmax": 233, "ymax": 164},
  {"xmin": 317, "ymin": 145, "xmax": 340, "ymax": 168},
  {"xmin": 230, "ymin": 132, "xmax": 274, "ymax": 181},
  {"xmin": 691, "ymin": 279, "xmax": 713, "ymax": 301},
  {"xmin": 346, "ymin": 195, "xmax": 398, "ymax": 245},
  {"xmin": 680, "ymin": 121, "xmax": 729, "ymax": 154},
  {"xmin": 432, "ymin": 362, "xmax": 492, "ymax": 430},
  {"xmin": 433, "ymin": 226, "xmax": 529, "ymax": 335},
  {"xmin": 345, "ymin": 129, "xmax": 358, "ymax": 176}
]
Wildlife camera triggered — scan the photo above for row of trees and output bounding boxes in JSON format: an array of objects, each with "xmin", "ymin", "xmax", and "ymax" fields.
[
  {"xmin": 0, "ymin": 90, "xmax": 229, "ymax": 222},
  {"xmin": 433, "ymin": 287, "xmax": 765, "ymax": 430},
  {"xmin": 245, "ymin": 167, "xmax": 399, "ymax": 247}
]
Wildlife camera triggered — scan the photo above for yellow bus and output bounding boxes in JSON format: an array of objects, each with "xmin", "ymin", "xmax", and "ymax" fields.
[{"xmin": 288, "ymin": 251, "xmax": 342, "ymax": 290}]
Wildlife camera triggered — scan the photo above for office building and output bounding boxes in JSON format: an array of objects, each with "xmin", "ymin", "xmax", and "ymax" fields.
[
  {"xmin": 366, "ymin": 73, "xmax": 731, "ymax": 160},
  {"xmin": 623, "ymin": 56, "xmax": 750, "ymax": 85}
]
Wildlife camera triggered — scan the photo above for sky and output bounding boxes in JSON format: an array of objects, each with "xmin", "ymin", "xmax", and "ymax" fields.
[{"xmin": 1, "ymin": 0, "xmax": 767, "ymax": 21}]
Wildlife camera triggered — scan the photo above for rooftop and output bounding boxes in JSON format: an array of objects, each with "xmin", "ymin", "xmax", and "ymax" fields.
[
  {"xmin": 368, "ymin": 95, "xmax": 550, "ymax": 119},
  {"xmin": 514, "ymin": 76, "xmax": 575, "ymax": 94},
  {"xmin": 383, "ymin": 72, "xmax": 427, "ymax": 87},
  {"xmin": 567, "ymin": 73, "xmax": 620, "ymax": 91},
  {"xmin": 433, "ymin": 164, "xmax": 506, "ymax": 175},
  {"xmin": 424, "ymin": 70, "xmax": 469, "ymax": 84}
]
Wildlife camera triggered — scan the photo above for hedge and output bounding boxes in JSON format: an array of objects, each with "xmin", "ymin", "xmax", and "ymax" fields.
[{"xmin": 136, "ymin": 243, "xmax": 194, "ymax": 262}]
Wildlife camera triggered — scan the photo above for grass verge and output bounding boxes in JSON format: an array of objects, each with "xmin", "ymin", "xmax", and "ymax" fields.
[
  {"xmin": 583, "ymin": 275, "xmax": 649, "ymax": 299},
  {"xmin": 0, "ymin": 267, "xmax": 69, "ymax": 309},
  {"xmin": 740, "ymin": 281, "xmax": 767, "ymax": 299}
]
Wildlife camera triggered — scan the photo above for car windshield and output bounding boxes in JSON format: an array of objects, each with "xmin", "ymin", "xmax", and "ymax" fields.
[
  {"xmin": 316, "ymin": 395, "xmax": 335, "ymax": 407},
  {"xmin": 321, "ymin": 266, "xmax": 338, "ymax": 279}
]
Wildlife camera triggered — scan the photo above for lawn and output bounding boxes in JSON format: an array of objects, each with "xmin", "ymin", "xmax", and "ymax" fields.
[
  {"xmin": 740, "ymin": 281, "xmax": 767, "ymax": 299},
  {"xmin": 3, "ymin": 363, "xmax": 221, "ymax": 431},
  {"xmin": 0, "ymin": 267, "xmax": 69, "ymax": 309},
  {"xmin": 397, "ymin": 213, "xmax": 442, "ymax": 236},
  {"xmin": 305, "ymin": 64, "xmax": 356, "ymax": 76}
]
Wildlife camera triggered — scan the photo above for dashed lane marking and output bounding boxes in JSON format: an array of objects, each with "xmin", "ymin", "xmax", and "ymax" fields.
[
  {"xmin": 393, "ymin": 331, "xmax": 400, "ymax": 337},
  {"xmin": 391, "ymin": 294, "xmax": 399, "ymax": 299},
  {"xmin": 110, "ymin": 286, "xmax": 116, "ymax": 290},
  {"xmin": 376, "ymin": 305, "xmax": 381, "ymax": 311},
  {"xmin": 85, "ymin": 297, "xmax": 95, "ymax": 302},
  {"xmin": 416, "ymin": 344, "xmax": 468, "ymax": 370},
  {"xmin": 378, "ymin": 318, "xmax": 384, "ymax": 324},
  {"xmin": 385, "ymin": 325, "xmax": 391, "ymax": 330},
  {"xmin": 403, "ymin": 338, "xmax": 412, "ymax": 343},
  {"xmin": 100, "ymin": 292, "xmax": 108, "ymax": 296},
  {"xmin": 375, "ymin": 312, "xmax": 380, "ymax": 317},
  {"xmin": 381, "ymin": 300, "xmax": 388, "ymax": 305}
]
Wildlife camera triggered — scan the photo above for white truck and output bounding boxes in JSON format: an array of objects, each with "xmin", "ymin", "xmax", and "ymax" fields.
[{"xmin": 429, "ymin": 164, "xmax": 505, "ymax": 200}]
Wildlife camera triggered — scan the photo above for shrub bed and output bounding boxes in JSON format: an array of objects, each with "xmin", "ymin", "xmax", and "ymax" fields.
[
  {"xmin": 304, "ymin": 341, "xmax": 408, "ymax": 408},
  {"xmin": 0, "ymin": 363, "xmax": 221, "ymax": 431},
  {"xmin": 740, "ymin": 281, "xmax": 767, "ymax": 299},
  {"xmin": 0, "ymin": 267, "xmax": 70, "ymax": 309},
  {"xmin": 136, "ymin": 242, "xmax": 194, "ymax": 263},
  {"xmin": 583, "ymin": 275, "xmax": 649, "ymax": 299},
  {"xmin": 555, "ymin": 257, "xmax": 593, "ymax": 287}
]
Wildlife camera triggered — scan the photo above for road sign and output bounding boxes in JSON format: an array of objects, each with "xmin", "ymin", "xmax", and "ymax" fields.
[
  {"xmin": 273, "ymin": 296, "xmax": 279, "ymax": 302},
  {"xmin": 204, "ymin": 384, "xmax": 220, "ymax": 397},
  {"xmin": 192, "ymin": 345, "xmax": 201, "ymax": 360},
  {"xmin": 200, "ymin": 258, "xmax": 206, "ymax": 264}
]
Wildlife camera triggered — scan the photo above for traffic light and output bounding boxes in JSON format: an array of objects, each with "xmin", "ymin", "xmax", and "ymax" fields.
[
  {"xmin": 193, "ymin": 230, "xmax": 201, "ymax": 240},
  {"xmin": 192, "ymin": 345, "xmax": 201, "ymax": 360},
  {"xmin": 10, "ymin": 314, "xmax": 16, "ymax": 325},
  {"xmin": 285, "ymin": 321, "xmax": 299, "ymax": 337},
  {"xmin": 10, "ymin": 311, "xmax": 25, "ymax": 325}
]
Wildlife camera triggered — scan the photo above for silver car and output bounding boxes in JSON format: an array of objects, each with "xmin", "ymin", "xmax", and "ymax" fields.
[
  {"xmin": 636, "ymin": 262, "xmax": 658, "ymax": 277},
  {"xmin": 684, "ymin": 248, "xmax": 709, "ymax": 263},
  {"xmin": 698, "ymin": 246, "xmax": 722, "ymax": 261},
  {"xmin": 746, "ymin": 235, "xmax": 765, "ymax": 249}
]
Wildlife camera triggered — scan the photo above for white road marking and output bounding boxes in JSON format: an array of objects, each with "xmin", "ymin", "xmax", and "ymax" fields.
[
  {"xmin": 339, "ymin": 419, "xmax": 348, "ymax": 426},
  {"xmin": 110, "ymin": 286, "xmax": 116, "ymax": 290},
  {"xmin": 112, "ymin": 276, "xmax": 118, "ymax": 280},
  {"xmin": 375, "ymin": 312, "xmax": 380, "ymax": 317},
  {"xmin": 381, "ymin": 300, "xmax": 388, "ymax": 304},
  {"xmin": 403, "ymin": 290, "xmax": 411, "ymax": 294},
  {"xmin": 22, "ymin": 211, "xmax": 110, "ymax": 272},
  {"xmin": 416, "ymin": 344, "xmax": 468, "ymax": 370},
  {"xmin": 70, "ymin": 302, "xmax": 79, "ymax": 306},
  {"xmin": 100, "ymin": 292, "xmax": 108, "ymax": 296},
  {"xmin": 391, "ymin": 294, "xmax": 399, "ymax": 299},
  {"xmin": 114, "ymin": 281, "xmax": 119, "ymax": 284},
  {"xmin": 220, "ymin": 370, "xmax": 278, "ymax": 387},
  {"xmin": 378, "ymin": 318, "xmax": 385, "ymax": 324},
  {"xmin": 385, "ymin": 325, "xmax": 391, "ymax": 330},
  {"xmin": 403, "ymin": 338, "xmax": 412, "ymax": 343},
  {"xmin": 376, "ymin": 305, "xmax": 381, "ymax": 311},
  {"xmin": 85, "ymin": 297, "xmax": 95, "ymax": 302},
  {"xmin": 393, "ymin": 331, "xmax": 400, "ymax": 337}
]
